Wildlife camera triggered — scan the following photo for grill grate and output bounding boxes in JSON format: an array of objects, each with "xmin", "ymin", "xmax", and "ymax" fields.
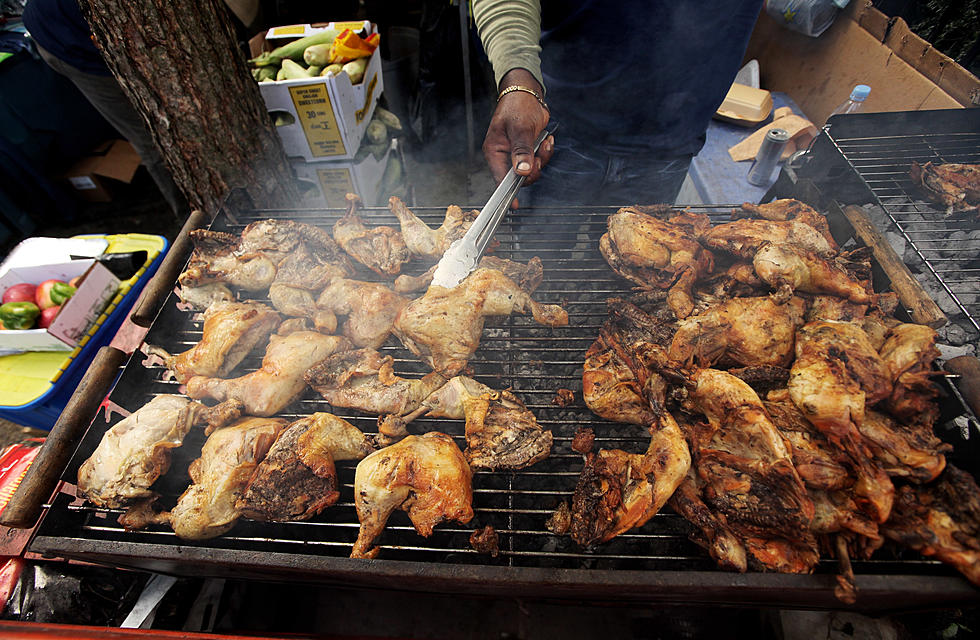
[
  {"xmin": 34, "ymin": 204, "xmax": 974, "ymax": 598},
  {"xmin": 826, "ymin": 117, "xmax": 980, "ymax": 335}
]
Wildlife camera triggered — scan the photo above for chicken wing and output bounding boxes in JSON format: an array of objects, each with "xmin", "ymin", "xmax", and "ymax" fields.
[
  {"xmin": 315, "ymin": 279, "xmax": 409, "ymax": 349},
  {"xmin": 238, "ymin": 412, "xmax": 375, "ymax": 521},
  {"xmin": 186, "ymin": 332, "xmax": 351, "ymax": 417},
  {"xmin": 568, "ymin": 413, "xmax": 690, "ymax": 546},
  {"xmin": 879, "ymin": 323, "xmax": 942, "ymax": 426},
  {"xmin": 77, "ymin": 395, "xmax": 243, "ymax": 509},
  {"xmin": 668, "ymin": 295, "xmax": 806, "ymax": 368},
  {"xmin": 599, "ymin": 208, "xmax": 714, "ymax": 319},
  {"xmin": 351, "ymin": 432, "xmax": 474, "ymax": 559},
  {"xmin": 394, "ymin": 268, "xmax": 568, "ymax": 377},
  {"xmin": 167, "ymin": 416, "xmax": 286, "ymax": 539},
  {"xmin": 333, "ymin": 193, "xmax": 410, "ymax": 276},
  {"xmin": 305, "ymin": 347, "xmax": 448, "ymax": 417},
  {"xmin": 389, "ymin": 196, "xmax": 479, "ymax": 260},
  {"xmin": 146, "ymin": 301, "xmax": 281, "ymax": 384},
  {"xmin": 753, "ymin": 243, "xmax": 870, "ymax": 303},
  {"xmin": 702, "ymin": 218, "xmax": 833, "ymax": 259},
  {"xmin": 413, "ymin": 376, "xmax": 552, "ymax": 470},
  {"xmin": 882, "ymin": 465, "xmax": 980, "ymax": 586}
]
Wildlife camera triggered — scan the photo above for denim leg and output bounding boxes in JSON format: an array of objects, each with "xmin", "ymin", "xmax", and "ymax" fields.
[{"xmin": 601, "ymin": 155, "xmax": 692, "ymax": 206}]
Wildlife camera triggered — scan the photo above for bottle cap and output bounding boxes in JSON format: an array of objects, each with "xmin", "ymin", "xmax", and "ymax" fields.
[{"xmin": 850, "ymin": 85, "xmax": 871, "ymax": 102}]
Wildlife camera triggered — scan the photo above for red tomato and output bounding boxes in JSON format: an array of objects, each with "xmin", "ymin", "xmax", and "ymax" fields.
[
  {"xmin": 2, "ymin": 283, "xmax": 36, "ymax": 305},
  {"xmin": 35, "ymin": 280, "xmax": 63, "ymax": 310},
  {"xmin": 38, "ymin": 305, "xmax": 61, "ymax": 329}
]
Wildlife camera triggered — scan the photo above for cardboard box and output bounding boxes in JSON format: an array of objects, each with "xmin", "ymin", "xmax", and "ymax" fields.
[
  {"xmin": 744, "ymin": 3, "xmax": 978, "ymax": 125},
  {"xmin": 63, "ymin": 139, "xmax": 142, "ymax": 203},
  {"xmin": 292, "ymin": 141, "xmax": 392, "ymax": 208},
  {"xmin": 0, "ymin": 261, "xmax": 120, "ymax": 353},
  {"xmin": 250, "ymin": 23, "xmax": 384, "ymax": 161}
]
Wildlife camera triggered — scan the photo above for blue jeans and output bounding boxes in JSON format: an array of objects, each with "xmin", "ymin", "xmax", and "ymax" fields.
[{"xmin": 520, "ymin": 132, "xmax": 692, "ymax": 209}]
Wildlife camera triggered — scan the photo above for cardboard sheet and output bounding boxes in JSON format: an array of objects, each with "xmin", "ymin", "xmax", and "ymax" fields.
[{"xmin": 728, "ymin": 106, "xmax": 818, "ymax": 162}]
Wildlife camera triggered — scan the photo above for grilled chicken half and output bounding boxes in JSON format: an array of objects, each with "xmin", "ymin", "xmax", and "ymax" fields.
[
  {"xmin": 736, "ymin": 199, "xmax": 838, "ymax": 250},
  {"xmin": 909, "ymin": 162, "xmax": 980, "ymax": 215},
  {"xmin": 702, "ymin": 218, "xmax": 834, "ymax": 259},
  {"xmin": 411, "ymin": 376, "xmax": 552, "ymax": 470},
  {"xmin": 568, "ymin": 413, "xmax": 690, "ymax": 546},
  {"xmin": 753, "ymin": 243, "xmax": 870, "ymax": 303},
  {"xmin": 146, "ymin": 301, "xmax": 281, "ymax": 384},
  {"xmin": 879, "ymin": 323, "xmax": 942, "ymax": 427},
  {"xmin": 186, "ymin": 332, "xmax": 351, "ymax": 417},
  {"xmin": 238, "ymin": 413, "xmax": 375, "ymax": 522},
  {"xmin": 351, "ymin": 432, "xmax": 474, "ymax": 559},
  {"xmin": 333, "ymin": 193, "xmax": 410, "ymax": 276},
  {"xmin": 394, "ymin": 268, "xmax": 568, "ymax": 377},
  {"xmin": 393, "ymin": 255, "xmax": 543, "ymax": 295},
  {"xmin": 315, "ymin": 279, "xmax": 409, "ymax": 349},
  {"xmin": 77, "ymin": 395, "xmax": 243, "ymax": 509},
  {"xmin": 599, "ymin": 207, "xmax": 714, "ymax": 319}
]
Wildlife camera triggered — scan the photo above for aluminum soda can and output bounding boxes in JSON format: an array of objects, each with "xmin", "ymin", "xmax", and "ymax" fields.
[{"xmin": 747, "ymin": 128, "xmax": 790, "ymax": 186}]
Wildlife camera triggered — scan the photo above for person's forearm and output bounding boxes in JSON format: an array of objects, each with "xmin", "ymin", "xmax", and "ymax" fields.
[{"xmin": 473, "ymin": 0, "xmax": 544, "ymax": 93}]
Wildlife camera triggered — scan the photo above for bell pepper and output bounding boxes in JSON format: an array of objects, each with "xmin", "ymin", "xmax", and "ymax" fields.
[
  {"xmin": 328, "ymin": 29, "xmax": 379, "ymax": 64},
  {"xmin": 0, "ymin": 302, "xmax": 40, "ymax": 330}
]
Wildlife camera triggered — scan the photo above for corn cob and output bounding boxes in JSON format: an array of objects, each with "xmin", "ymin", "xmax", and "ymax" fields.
[{"xmin": 249, "ymin": 28, "xmax": 341, "ymax": 67}]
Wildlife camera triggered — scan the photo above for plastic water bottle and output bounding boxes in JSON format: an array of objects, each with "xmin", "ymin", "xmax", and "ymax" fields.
[{"xmin": 829, "ymin": 84, "xmax": 870, "ymax": 117}]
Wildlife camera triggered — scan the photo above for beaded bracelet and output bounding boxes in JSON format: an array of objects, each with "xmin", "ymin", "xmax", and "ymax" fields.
[{"xmin": 497, "ymin": 85, "xmax": 549, "ymax": 111}]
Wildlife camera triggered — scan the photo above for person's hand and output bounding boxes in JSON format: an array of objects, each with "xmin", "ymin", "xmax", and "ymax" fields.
[{"xmin": 482, "ymin": 69, "xmax": 553, "ymax": 203}]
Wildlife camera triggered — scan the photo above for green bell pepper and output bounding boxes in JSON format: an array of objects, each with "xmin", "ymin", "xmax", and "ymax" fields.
[
  {"xmin": 50, "ymin": 281, "xmax": 76, "ymax": 306},
  {"xmin": 0, "ymin": 301, "xmax": 40, "ymax": 330}
]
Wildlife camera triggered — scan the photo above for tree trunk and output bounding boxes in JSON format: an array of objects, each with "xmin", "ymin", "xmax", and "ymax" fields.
[{"xmin": 79, "ymin": 0, "xmax": 298, "ymax": 214}]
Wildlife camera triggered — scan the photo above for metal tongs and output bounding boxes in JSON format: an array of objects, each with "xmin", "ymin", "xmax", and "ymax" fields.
[{"xmin": 431, "ymin": 126, "xmax": 555, "ymax": 289}]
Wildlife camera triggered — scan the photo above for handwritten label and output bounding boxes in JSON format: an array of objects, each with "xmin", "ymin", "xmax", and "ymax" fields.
[
  {"xmin": 289, "ymin": 84, "xmax": 346, "ymax": 158},
  {"xmin": 316, "ymin": 167, "xmax": 355, "ymax": 208}
]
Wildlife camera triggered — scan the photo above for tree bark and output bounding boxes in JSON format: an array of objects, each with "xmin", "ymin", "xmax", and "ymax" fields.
[{"xmin": 79, "ymin": 0, "xmax": 298, "ymax": 214}]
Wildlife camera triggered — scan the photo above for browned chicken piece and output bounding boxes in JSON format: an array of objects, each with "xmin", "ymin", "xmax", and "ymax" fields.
[
  {"xmin": 350, "ymin": 432, "xmax": 474, "ymax": 559},
  {"xmin": 268, "ymin": 240, "xmax": 357, "ymax": 320},
  {"xmin": 394, "ymin": 268, "xmax": 568, "ymax": 377},
  {"xmin": 703, "ymin": 218, "xmax": 834, "ymax": 261},
  {"xmin": 411, "ymin": 376, "xmax": 552, "ymax": 470},
  {"xmin": 389, "ymin": 196, "xmax": 479, "ymax": 260},
  {"xmin": 333, "ymin": 193, "xmax": 410, "ymax": 276},
  {"xmin": 315, "ymin": 279, "xmax": 409, "ymax": 349},
  {"xmin": 806, "ymin": 295, "xmax": 868, "ymax": 323},
  {"xmin": 469, "ymin": 525, "xmax": 500, "ymax": 557},
  {"xmin": 789, "ymin": 322, "xmax": 894, "ymax": 522},
  {"xmin": 879, "ymin": 323, "xmax": 942, "ymax": 426},
  {"xmin": 683, "ymin": 369, "xmax": 818, "ymax": 573},
  {"xmin": 667, "ymin": 468, "xmax": 748, "ymax": 572},
  {"xmin": 305, "ymin": 348, "xmax": 447, "ymax": 417},
  {"xmin": 764, "ymin": 398, "xmax": 851, "ymax": 492},
  {"xmin": 569, "ymin": 413, "xmax": 690, "ymax": 546},
  {"xmin": 393, "ymin": 256, "xmax": 544, "ymax": 295},
  {"xmin": 178, "ymin": 229, "xmax": 278, "ymax": 292},
  {"xmin": 737, "ymin": 199, "xmax": 838, "ymax": 251},
  {"xmin": 146, "ymin": 301, "xmax": 281, "ymax": 384},
  {"xmin": 583, "ymin": 300, "xmax": 677, "ymax": 425},
  {"xmin": 237, "ymin": 413, "xmax": 375, "ymax": 522},
  {"xmin": 856, "ymin": 410, "xmax": 949, "ymax": 483},
  {"xmin": 239, "ymin": 219, "xmax": 352, "ymax": 269},
  {"xmin": 77, "ymin": 395, "xmax": 243, "ymax": 509},
  {"xmin": 668, "ymin": 295, "xmax": 806, "ymax": 368},
  {"xmin": 882, "ymin": 465, "xmax": 980, "ymax": 586},
  {"xmin": 753, "ymin": 243, "xmax": 870, "ymax": 303},
  {"xmin": 186, "ymin": 332, "xmax": 351, "ymax": 417},
  {"xmin": 167, "ymin": 416, "xmax": 286, "ymax": 539},
  {"xmin": 909, "ymin": 162, "xmax": 980, "ymax": 215},
  {"xmin": 599, "ymin": 207, "xmax": 714, "ymax": 319}
]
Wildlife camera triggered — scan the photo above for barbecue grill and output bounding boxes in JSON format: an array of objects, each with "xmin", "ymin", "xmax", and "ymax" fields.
[
  {"xmin": 812, "ymin": 108, "xmax": 980, "ymax": 338},
  {"xmin": 22, "ymin": 196, "xmax": 980, "ymax": 611}
]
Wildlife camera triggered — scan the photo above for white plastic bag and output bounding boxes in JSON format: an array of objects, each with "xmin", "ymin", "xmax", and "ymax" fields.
[{"xmin": 765, "ymin": 0, "xmax": 851, "ymax": 38}]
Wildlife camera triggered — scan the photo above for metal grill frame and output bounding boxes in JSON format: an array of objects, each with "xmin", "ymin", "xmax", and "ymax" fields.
[
  {"xmin": 29, "ymin": 202, "xmax": 980, "ymax": 610},
  {"xmin": 822, "ymin": 108, "xmax": 980, "ymax": 335}
]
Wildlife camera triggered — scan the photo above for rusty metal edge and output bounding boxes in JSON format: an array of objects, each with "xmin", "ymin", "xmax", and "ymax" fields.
[{"xmin": 27, "ymin": 536, "xmax": 980, "ymax": 612}]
